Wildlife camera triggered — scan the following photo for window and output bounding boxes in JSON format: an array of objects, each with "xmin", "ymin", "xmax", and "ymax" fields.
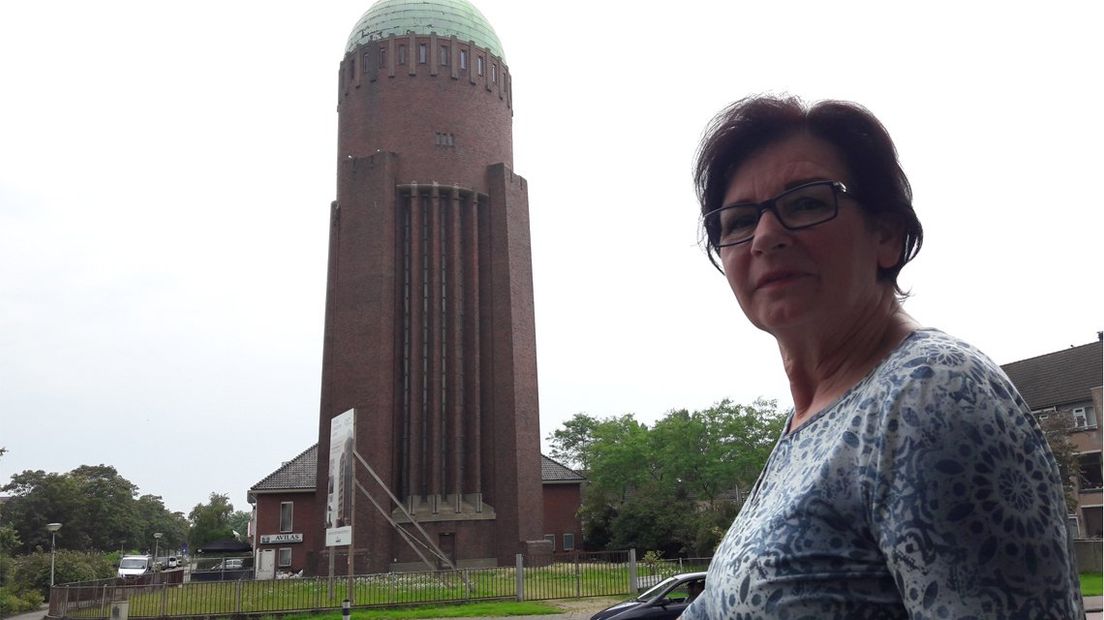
[
  {"xmin": 543, "ymin": 534, "xmax": 555, "ymax": 550},
  {"xmin": 439, "ymin": 45, "xmax": 449, "ymax": 66},
  {"xmin": 398, "ymin": 44, "xmax": 406, "ymax": 65},
  {"xmin": 278, "ymin": 548, "xmax": 292, "ymax": 568},
  {"xmin": 1072, "ymin": 407, "xmax": 1097, "ymax": 428},
  {"xmin": 418, "ymin": 43, "xmax": 428, "ymax": 64},
  {"xmin": 1078, "ymin": 452, "xmax": 1103, "ymax": 490},
  {"xmin": 363, "ymin": 52, "xmax": 371, "ymax": 72},
  {"xmin": 459, "ymin": 49, "xmax": 467, "ymax": 70},
  {"xmin": 477, "ymin": 56, "xmax": 484, "ymax": 75},
  {"xmin": 379, "ymin": 47, "xmax": 387, "ymax": 67},
  {"xmin": 491, "ymin": 63, "xmax": 497, "ymax": 83},
  {"xmin": 562, "ymin": 533, "xmax": 575, "ymax": 551},
  {"xmin": 279, "ymin": 502, "xmax": 293, "ymax": 532}
]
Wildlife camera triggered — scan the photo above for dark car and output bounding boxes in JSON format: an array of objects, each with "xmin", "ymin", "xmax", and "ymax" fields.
[{"xmin": 590, "ymin": 572, "xmax": 706, "ymax": 620}]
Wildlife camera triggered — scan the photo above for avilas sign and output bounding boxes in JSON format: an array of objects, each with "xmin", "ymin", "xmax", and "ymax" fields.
[{"xmin": 259, "ymin": 533, "xmax": 303, "ymax": 544}]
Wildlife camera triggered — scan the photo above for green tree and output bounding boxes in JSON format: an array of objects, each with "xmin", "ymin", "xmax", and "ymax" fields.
[
  {"xmin": 0, "ymin": 470, "xmax": 81, "ymax": 553},
  {"xmin": 0, "ymin": 465, "xmax": 184, "ymax": 555},
  {"xmin": 1037, "ymin": 410, "xmax": 1080, "ymax": 514},
  {"xmin": 585, "ymin": 415, "xmax": 653, "ymax": 503},
  {"xmin": 558, "ymin": 399, "xmax": 785, "ymax": 553},
  {"xmin": 68, "ymin": 465, "xmax": 140, "ymax": 552},
  {"xmin": 228, "ymin": 511, "xmax": 251, "ymax": 541},
  {"xmin": 547, "ymin": 413, "xmax": 601, "ymax": 472},
  {"xmin": 653, "ymin": 399, "xmax": 785, "ymax": 507},
  {"xmin": 135, "ymin": 495, "xmax": 188, "ymax": 555},
  {"xmin": 188, "ymin": 493, "xmax": 235, "ymax": 548}
]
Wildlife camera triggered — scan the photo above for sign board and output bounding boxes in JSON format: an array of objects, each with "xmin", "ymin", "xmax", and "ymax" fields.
[
  {"xmin": 325, "ymin": 526, "xmax": 352, "ymax": 547},
  {"xmin": 325, "ymin": 408, "xmax": 356, "ymax": 547},
  {"xmin": 259, "ymin": 533, "xmax": 303, "ymax": 544}
]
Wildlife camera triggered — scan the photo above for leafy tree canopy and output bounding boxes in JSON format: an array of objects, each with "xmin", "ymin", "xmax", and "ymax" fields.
[
  {"xmin": 547, "ymin": 398, "xmax": 785, "ymax": 555},
  {"xmin": 187, "ymin": 493, "xmax": 235, "ymax": 549},
  {"xmin": 0, "ymin": 464, "xmax": 183, "ymax": 556},
  {"xmin": 1037, "ymin": 410, "xmax": 1080, "ymax": 514}
]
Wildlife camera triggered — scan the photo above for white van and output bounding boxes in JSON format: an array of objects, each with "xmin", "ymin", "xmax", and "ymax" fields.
[{"xmin": 117, "ymin": 555, "xmax": 153, "ymax": 580}]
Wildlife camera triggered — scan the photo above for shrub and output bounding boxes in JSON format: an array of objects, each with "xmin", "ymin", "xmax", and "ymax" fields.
[
  {"xmin": 0, "ymin": 585, "xmax": 43, "ymax": 616},
  {"xmin": 9, "ymin": 550, "xmax": 115, "ymax": 598}
]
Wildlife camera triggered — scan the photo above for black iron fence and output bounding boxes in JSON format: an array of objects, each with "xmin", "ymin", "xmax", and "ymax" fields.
[
  {"xmin": 49, "ymin": 550, "xmax": 710, "ymax": 619},
  {"xmin": 521, "ymin": 549, "xmax": 632, "ymax": 600}
]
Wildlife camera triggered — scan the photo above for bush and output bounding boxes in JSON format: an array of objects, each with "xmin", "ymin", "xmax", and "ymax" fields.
[
  {"xmin": 9, "ymin": 550, "xmax": 115, "ymax": 598},
  {"xmin": 0, "ymin": 585, "xmax": 43, "ymax": 616}
]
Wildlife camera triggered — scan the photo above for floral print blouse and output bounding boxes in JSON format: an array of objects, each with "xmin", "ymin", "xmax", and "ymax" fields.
[{"xmin": 682, "ymin": 330, "xmax": 1081, "ymax": 619}]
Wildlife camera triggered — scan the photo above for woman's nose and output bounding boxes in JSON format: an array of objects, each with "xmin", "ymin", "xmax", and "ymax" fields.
[{"xmin": 750, "ymin": 208, "xmax": 791, "ymax": 253}]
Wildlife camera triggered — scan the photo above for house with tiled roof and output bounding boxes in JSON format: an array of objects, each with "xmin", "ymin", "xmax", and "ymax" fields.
[
  {"xmin": 1002, "ymin": 336, "xmax": 1103, "ymax": 538},
  {"xmin": 540, "ymin": 455, "xmax": 586, "ymax": 553},
  {"xmin": 247, "ymin": 448, "xmax": 585, "ymax": 576},
  {"xmin": 246, "ymin": 445, "xmax": 318, "ymax": 577}
]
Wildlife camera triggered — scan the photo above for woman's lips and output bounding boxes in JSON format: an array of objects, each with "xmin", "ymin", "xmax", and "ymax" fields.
[{"xmin": 755, "ymin": 271, "xmax": 807, "ymax": 290}]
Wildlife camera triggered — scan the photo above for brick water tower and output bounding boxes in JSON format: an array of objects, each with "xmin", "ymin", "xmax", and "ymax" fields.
[{"xmin": 312, "ymin": 0, "xmax": 544, "ymax": 573}]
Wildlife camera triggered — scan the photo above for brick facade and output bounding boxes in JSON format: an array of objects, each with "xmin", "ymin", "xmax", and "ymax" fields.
[
  {"xmin": 251, "ymin": 491, "xmax": 318, "ymax": 574},
  {"xmin": 542, "ymin": 484, "xmax": 583, "ymax": 552},
  {"xmin": 251, "ymin": 451, "xmax": 580, "ymax": 573},
  {"xmin": 310, "ymin": 3, "xmax": 542, "ymax": 574}
]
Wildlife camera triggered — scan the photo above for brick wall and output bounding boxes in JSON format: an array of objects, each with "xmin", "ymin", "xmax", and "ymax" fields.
[{"xmin": 254, "ymin": 491, "xmax": 318, "ymax": 574}]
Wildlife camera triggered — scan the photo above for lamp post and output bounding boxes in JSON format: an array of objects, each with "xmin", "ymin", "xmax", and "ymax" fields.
[
  {"xmin": 153, "ymin": 532, "xmax": 162, "ymax": 566},
  {"xmin": 46, "ymin": 522, "xmax": 62, "ymax": 587}
]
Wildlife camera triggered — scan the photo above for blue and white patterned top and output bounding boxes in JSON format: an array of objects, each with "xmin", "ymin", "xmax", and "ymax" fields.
[{"xmin": 682, "ymin": 329, "xmax": 1082, "ymax": 619}]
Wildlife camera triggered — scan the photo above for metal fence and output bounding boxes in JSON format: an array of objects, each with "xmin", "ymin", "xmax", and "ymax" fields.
[
  {"xmin": 521, "ymin": 549, "xmax": 632, "ymax": 600},
  {"xmin": 49, "ymin": 550, "xmax": 710, "ymax": 619}
]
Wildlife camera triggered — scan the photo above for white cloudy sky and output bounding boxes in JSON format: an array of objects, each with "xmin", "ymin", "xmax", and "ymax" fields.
[{"xmin": 1, "ymin": 1, "xmax": 1100, "ymax": 516}]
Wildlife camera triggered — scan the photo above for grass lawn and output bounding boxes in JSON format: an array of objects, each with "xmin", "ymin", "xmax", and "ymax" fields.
[
  {"xmin": 1082, "ymin": 572, "xmax": 1103, "ymax": 597},
  {"xmin": 273, "ymin": 600, "xmax": 562, "ymax": 619}
]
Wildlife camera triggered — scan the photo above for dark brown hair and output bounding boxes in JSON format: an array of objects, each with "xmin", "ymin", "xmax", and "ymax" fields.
[{"xmin": 694, "ymin": 95, "xmax": 923, "ymax": 289}]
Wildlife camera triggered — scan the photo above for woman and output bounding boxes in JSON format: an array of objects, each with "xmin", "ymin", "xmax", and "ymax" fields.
[{"xmin": 681, "ymin": 96, "xmax": 1081, "ymax": 619}]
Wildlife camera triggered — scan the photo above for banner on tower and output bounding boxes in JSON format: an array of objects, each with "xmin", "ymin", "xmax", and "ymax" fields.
[{"xmin": 325, "ymin": 408, "xmax": 355, "ymax": 547}]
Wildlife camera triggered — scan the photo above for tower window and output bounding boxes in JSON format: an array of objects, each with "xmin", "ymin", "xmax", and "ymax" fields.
[
  {"xmin": 439, "ymin": 45, "xmax": 449, "ymax": 66},
  {"xmin": 434, "ymin": 132, "xmax": 455, "ymax": 147},
  {"xmin": 379, "ymin": 48, "xmax": 387, "ymax": 67},
  {"xmin": 399, "ymin": 44, "xmax": 407, "ymax": 65},
  {"xmin": 418, "ymin": 44, "xmax": 428, "ymax": 64},
  {"xmin": 477, "ymin": 56, "xmax": 484, "ymax": 76},
  {"xmin": 491, "ymin": 64, "xmax": 497, "ymax": 83},
  {"xmin": 459, "ymin": 49, "xmax": 467, "ymax": 70}
]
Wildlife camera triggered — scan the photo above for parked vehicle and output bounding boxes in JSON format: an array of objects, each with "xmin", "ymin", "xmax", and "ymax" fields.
[
  {"xmin": 166, "ymin": 556, "xmax": 178, "ymax": 569},
  {"xmin": 590, "ymin": 572, "xmax": 706, "ymax": 620},
  {"xmin": 211, "ymin": 558, "xmax": 244, "ymax": 570},
  {"xmin": 117, "ymin": 555, "xmax": 153, "ymax": 580}
]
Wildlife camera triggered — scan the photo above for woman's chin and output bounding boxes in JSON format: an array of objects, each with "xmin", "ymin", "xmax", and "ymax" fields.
[{"xmin": 750, "ymin": 304, "xmax": 815, "ymax": 335}]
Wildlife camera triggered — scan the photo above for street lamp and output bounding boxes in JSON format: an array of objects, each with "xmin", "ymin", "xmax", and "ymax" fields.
[
  {"xmin": 153, "ymin": 532, "xmax": 162, "ymax": 565},
  {"xmin": 46, "ymin": 522, "xmax": 62, "ymax": 587}
]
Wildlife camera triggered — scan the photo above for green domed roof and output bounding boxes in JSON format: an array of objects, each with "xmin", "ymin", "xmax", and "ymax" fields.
[{"xmin": 346, "ymin": 0, "xmax": 504, "ymax": 61}]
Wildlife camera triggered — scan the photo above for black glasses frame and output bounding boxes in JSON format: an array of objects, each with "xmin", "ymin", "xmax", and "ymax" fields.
[{"xmin": 704, "ymin": 180, "xmax": 849, "ymax": 248}]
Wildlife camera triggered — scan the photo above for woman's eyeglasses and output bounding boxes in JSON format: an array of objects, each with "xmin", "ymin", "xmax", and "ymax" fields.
[{"xmin": 704, "ymin": 180, "xmax": 849, "ymax": 248}]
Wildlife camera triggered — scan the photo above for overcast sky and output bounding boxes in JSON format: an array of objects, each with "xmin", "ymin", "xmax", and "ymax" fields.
[{"xmin": 1, "ymin": 1, "xmax": 1100, "ymax": 517}]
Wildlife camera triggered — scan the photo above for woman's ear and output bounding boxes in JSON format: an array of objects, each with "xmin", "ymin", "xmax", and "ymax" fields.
[{"xmin": 874, "ymin": 213, "xmax": 906, "ymax": 271}]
